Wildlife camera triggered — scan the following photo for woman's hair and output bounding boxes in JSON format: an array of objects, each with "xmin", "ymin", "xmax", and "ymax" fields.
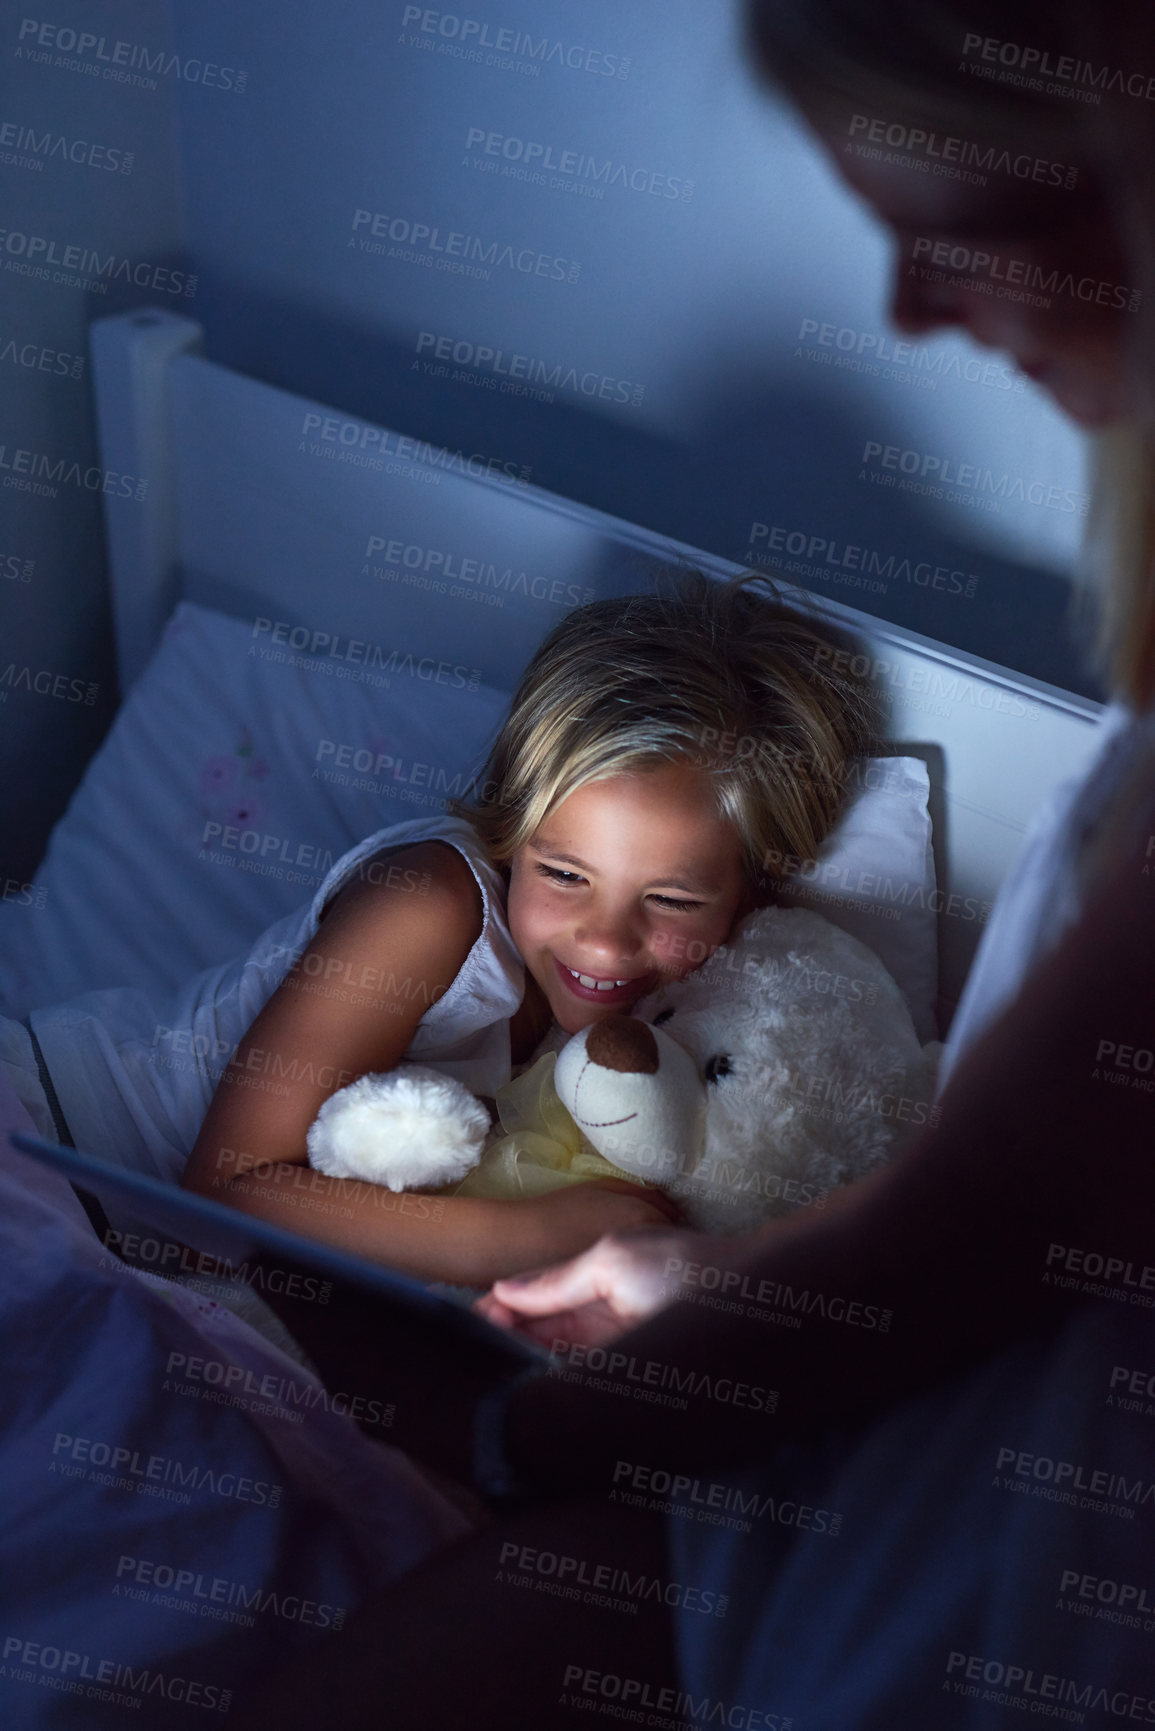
[
  {"xmin": 448, "ymin": 570, "xmax": 879, "ymax": 885},
  {"xmin": 746, "ymin": 0, "xmax": 1155, "ymax": 709},
  {"xmin": 744, "ymin": 0, "xmax": 1095, "ymax": 143},
  {"xmin": 1080, "ymin": 423, "xmax": 1155, "ymax": 710}
]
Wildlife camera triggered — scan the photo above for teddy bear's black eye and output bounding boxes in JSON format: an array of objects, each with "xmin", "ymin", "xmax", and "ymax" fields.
[
  {"xmin": 704, "ymin": 1053, "xmax": 733, "ymax": 1083},
  {"xmin": 652, "ymin": 1008, "xmax": 676, "ymax": 1026}
]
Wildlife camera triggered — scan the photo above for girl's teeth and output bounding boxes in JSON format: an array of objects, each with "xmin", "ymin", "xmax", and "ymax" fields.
[{"xmin": 569, "ymin": 968, "xmax": 629, "ymax": 990}]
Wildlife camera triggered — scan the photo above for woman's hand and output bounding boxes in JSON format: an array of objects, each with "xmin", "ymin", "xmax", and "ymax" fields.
[{"xmin": 474, "ymin": 1219, "xmax": 715, "ymax": 1349}]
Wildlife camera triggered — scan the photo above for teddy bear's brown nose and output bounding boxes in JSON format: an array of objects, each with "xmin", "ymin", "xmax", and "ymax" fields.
[{"xmin": 585, "ymin": 1015, "xmax": 660, "ymax": 1074}]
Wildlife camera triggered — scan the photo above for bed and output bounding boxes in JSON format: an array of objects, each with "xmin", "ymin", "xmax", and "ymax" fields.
[{"xmin": 0, "ymin": 307, "xmax": 1110, "ymax": 1725}]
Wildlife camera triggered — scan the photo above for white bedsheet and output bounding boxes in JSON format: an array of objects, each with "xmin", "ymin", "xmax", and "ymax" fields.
[{"xmin": 0, "ymin": 1068, "xmax": 471, "ymax": 1727}]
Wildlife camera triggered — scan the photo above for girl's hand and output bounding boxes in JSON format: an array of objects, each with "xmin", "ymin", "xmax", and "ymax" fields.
[
  {"xmin": 474, "ymin": 1222, "xmax": 712, "ymax": 1349},
  {"xmin": 510, "ymin": 1178, "xmax": 682, "ymax": 1271}
]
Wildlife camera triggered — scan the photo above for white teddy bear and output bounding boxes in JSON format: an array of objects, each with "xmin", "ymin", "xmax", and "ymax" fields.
[{"xmin": 306, "ymin": 906, "xmax": 940, "ymax": 1233}]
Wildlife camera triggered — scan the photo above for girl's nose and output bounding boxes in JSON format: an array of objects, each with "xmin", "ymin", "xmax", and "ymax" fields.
[{"xmin": 572, "ymin": 907, "xmax": 642, "ymax": 964}]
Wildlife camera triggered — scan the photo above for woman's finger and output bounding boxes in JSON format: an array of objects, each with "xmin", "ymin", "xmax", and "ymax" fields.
[
  {"xmin": 512, "ymin": 1299, "xmax": 623, "ymax": 1349},
  {"xmin": 472, "ymin": 1286, "xmax": 624, "ymax": 1349},
  {"xmin": 471, "ymin": 1291, "xmax": 518, "ymax": 1328},
  {"xmin": 489, "ymin": 1247, "xmax": 607, "ymax": 1316}
]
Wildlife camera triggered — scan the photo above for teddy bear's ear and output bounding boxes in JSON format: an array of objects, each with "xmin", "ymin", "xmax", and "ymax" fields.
[{"xmin": 729, "ymin": 905, "xmax": 780, "ymax": 946}]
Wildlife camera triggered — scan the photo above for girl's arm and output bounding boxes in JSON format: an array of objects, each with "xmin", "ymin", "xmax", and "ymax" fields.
[{"xmin": 181, "ymin": 841, "xmax": 674, "ymax": 1286}]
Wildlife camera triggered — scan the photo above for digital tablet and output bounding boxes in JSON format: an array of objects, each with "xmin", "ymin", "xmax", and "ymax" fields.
[{"xmin": 9, "ymin": 1131, "xmax": 550, "ymax": 1483}]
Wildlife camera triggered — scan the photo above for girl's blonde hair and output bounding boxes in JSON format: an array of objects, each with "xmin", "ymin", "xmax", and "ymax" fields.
[
  {"xmin": 449, "ymin": 571, "xmax": 879, "ymax": 884},
  {"xmin": 746, "ymin": 0, "xmax": 1155, "ymax": 709}
]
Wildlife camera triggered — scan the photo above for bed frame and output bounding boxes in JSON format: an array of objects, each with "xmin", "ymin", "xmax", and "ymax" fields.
[{"xmin": 89, "ymin": 309, "xmax": 1104, "ymax": 1027}]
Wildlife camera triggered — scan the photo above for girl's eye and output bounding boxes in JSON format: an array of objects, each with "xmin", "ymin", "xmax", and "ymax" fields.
[
  {"xmin": 536, "ymin": 864, "xmax": 584, "ymax": 887},
  {"xmin": 533, "ymin": 864, "xmax": 701, "ymax": 910}
]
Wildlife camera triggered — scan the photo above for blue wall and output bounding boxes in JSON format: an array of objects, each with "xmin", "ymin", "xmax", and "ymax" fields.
[
  {"xmin": 168, "ymin": 0, "xmax": 1093, "ymax": 680},
  {"xmin": 3, "ymin": 0, "xmax": 1097, "ymax": 883},
  {"xmin": 1, "ymin": 0, "xmax": 185, "ymax": 878}
]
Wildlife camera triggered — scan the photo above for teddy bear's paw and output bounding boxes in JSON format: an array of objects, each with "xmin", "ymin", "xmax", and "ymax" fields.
[{"xmin": 306, "ymin": 1066, "xmax": 491, "ymax": 1191}]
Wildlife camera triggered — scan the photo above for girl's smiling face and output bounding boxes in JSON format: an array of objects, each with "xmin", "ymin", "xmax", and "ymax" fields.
[{"xmin": 507, "ymin": 761, "xmax": 753, "ymax": 1035}]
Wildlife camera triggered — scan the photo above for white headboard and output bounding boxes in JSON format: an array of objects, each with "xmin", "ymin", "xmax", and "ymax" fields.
[{"xmin": 89, "ymin": 309, "xmax": 1103, "ymax": 1025}]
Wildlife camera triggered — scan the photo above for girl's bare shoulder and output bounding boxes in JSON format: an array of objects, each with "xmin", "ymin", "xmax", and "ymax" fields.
[{"xmin": 320, "ymin": 837, "xmax": 484, "ymax": 952}]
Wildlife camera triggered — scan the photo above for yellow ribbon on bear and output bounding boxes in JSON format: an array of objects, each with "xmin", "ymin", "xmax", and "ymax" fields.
[{"xmin": 451, "ymin": 1051, "xmax": 641, "ymax": 1201}]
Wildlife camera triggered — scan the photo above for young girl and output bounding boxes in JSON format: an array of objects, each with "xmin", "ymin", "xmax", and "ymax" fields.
[{"xmin": 25, "ymin": 573, "xmax": 873, "ymax": 1288}]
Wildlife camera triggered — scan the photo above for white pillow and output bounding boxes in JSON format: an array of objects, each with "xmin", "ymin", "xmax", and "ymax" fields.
[
  {"xmin": 0, "ymin": 600, "xmax": 510, "ymax": 1011},
  {"xmin": 771, "ymin": 756, "xmax": 939, "ymax": 1041},
  {"xmin": 0, "ymin": 602, "xmax": 938, "ymax": 1040}
]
